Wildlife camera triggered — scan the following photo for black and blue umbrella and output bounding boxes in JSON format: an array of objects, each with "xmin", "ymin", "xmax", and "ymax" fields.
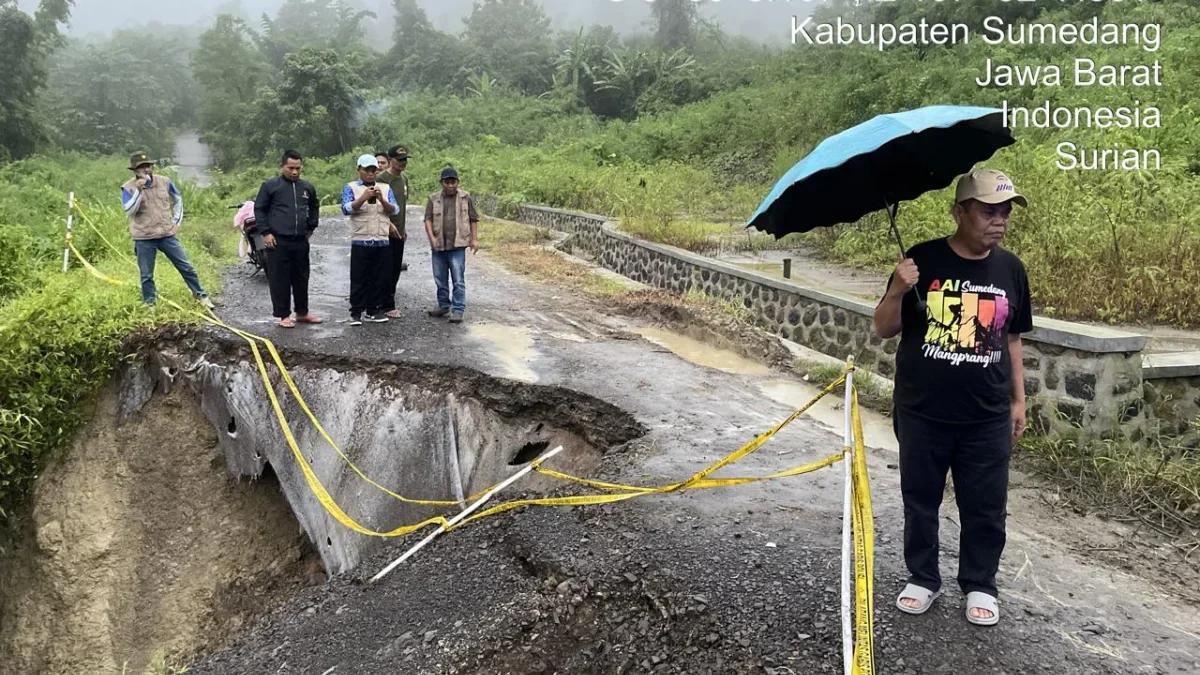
[
  {"xmin": 745, "ymin": 105, "xmax": 1016, "ymax": 307},
  {"xmin": 747, "ymin": 104, "xmax": 1016, "ymax": 248}
]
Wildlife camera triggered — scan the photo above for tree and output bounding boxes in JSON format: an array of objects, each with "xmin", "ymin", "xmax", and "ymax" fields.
[
  {"xmin": 388, "ymin": 0, "xmax": 467, "ymax": 91},
  {"xmin": 257, "ymin": 0, "xmax": 376, "ymax": 68},
  {"xmin": 584, "ymin": 45, "xmax": 697, "ymax": 121},
  {"xmin": 192, "ymin": 14, "xmax": 273, "ymax": 167},
  {"xmin": 650, "ymin": 0, "xmax": 698, "ymax": 53},
  {"xmin": 44, "ymin": 39, "xmax": 178, "ymax": 157},
  {"xmin": 462, "ymin": 0, "xmax": 555, "ymax": 96},
  {"xmin": 0, "ymin": 0, "xmax": 72, "ymax": 160},
  {"xmin": 248, "ymin": 48, "xmax": 363, "ymax": 159},
  {"xmin": 554, "ymin": 25, "xmax": 617, "ymax": 90}
]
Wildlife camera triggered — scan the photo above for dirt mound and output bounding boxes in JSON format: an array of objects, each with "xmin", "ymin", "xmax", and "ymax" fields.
[{"xmin": 0, "ymin": 382, "xmax": 312, "ymax": 673}]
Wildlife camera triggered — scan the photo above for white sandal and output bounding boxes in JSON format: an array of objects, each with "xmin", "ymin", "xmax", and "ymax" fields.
[
  {"xmin": 896, "ymin": 583, "xmax": 942, "ymax": 615},
  {"xmin": 965, "ymin": 591, "xmax": 1000, "ymax": 626}
]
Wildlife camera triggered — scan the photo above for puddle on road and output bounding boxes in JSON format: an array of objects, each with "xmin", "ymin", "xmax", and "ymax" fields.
[
  {"xmin": 634, "ymin": 328, "xmax": 770, "ymax": 376},
  {"xmin": 469, "ymin": 323, "xmax": 539, "ymax": 383},
  {"xmin": 759, "ymin": 379, "xmax": 897, "ymax": 452}
]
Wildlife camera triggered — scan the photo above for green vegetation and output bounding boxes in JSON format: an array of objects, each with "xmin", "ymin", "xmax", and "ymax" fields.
[
  {"xmin": 1020, "ymin": 425, "xmax": 1200, "ymax": 538},
  {"xmin": 796, "ymin": 359, "xmax": 892, "ymax": 414},
  {"xmin": 2, "ymin": 0, "xmax": 1199, "ymax": 532},
  {"xmin": 0, "ymin": 156, "xmax": 228, "ymax": 514},
  {"xmin": 190, "ymin": 0, "xmax": 1200, "ymax": 328}
]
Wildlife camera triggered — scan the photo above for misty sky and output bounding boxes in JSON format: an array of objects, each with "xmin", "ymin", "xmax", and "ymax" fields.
[{"xmin": 18, "ymin": 0, "xmax": 808, "ymax": 43}]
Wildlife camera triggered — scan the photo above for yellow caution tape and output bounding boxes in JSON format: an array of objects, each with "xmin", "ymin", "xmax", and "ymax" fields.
[
  {"xmin": 65, "ymin": 202, "xmax": 862, "ymax": 552},
  {"xmin": 454, "ymin": 451, "xmax": 845, "ymax": 531},
  {"xmin": 69, "ymin": 205, "xmax": 879, "ymax": 664},
  {"xmin": 68, "ymin": 241, "xmax": 126, "ymax": 286},
  {"xmin": 529, "ymin": 374, "xmax": 847, "ymax": 495},
  {"xmin": 850, "ymin": 389, "xmax": 876, "ymax": 675},
  {"xmin": 73, "ymin": 204, "xmax": 136, "ymax": 267}
]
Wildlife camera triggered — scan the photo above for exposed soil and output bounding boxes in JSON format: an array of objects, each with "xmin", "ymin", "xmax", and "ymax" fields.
[{"xmin": 0, "ymin": 382, "xmax": 313, "ymax": 673}]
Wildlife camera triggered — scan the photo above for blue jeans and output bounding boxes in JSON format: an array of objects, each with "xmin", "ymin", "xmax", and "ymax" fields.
[
  {"xmin": 134, "ymin": 235, "xmax": 207, "ymax": 305},
  {"xmin": 431, "ymin": 248, "xmax": 467, "ymax": 313}
]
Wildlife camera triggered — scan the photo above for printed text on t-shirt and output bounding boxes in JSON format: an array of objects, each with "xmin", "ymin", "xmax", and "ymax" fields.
[{"xmin": 921, "ymin": 278, "xmax": 1009, "ymax": 368}]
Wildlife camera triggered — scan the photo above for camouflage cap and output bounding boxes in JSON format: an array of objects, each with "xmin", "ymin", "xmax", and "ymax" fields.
[{"xmin": 128, "ymin": 151, "xmax": 155, "ymax": 170}]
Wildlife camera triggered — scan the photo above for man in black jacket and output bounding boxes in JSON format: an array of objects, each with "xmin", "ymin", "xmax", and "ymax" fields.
[{"xmin": 254, "ymin": 150, "xmax": 323, "ymax": 328}]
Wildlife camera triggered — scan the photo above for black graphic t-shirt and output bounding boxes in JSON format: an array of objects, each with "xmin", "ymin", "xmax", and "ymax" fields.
[{"xmin": 886, "ymin": 238, "xmax": 1033, "ymax": 425}]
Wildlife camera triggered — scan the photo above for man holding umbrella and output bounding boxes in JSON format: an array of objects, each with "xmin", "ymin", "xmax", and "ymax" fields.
[{"xmin": 874, "ymin": 168, "xmax": 1033, "ymax": 627}]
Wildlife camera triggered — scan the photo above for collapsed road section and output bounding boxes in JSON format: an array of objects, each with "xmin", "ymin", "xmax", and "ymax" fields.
[
  {"xmin": 136, "ymin": 327, "xmax": 646, "ymax": 575},
  {"xmin": 0, "ymin": 326, "xmax": 644, "ymax": 673}
]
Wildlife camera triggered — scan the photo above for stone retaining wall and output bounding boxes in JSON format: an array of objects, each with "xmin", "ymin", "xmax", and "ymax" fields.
[
  {"xmin": 517, "ymin": 205, "xmax": 1200, "ymax": 440},
  {"xmin": 1143, "ymin": 354, "xmax": 1200, "ymax": 448}
]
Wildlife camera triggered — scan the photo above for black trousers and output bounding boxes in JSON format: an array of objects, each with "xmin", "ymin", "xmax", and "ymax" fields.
[
  {"xmin": 266, "ymin": 236, "xmax": 310, "ymax": 318},
  {"xmin": 381, "ymin": 235, "xmax": 405, "ymax": 312},
  {"xmin": 894, "ymin": 408, "xmax": 1012, "ymax": 596},
  {"xmin": 349, "ymin": 243, "xmax": 393, "ymax": 316}
]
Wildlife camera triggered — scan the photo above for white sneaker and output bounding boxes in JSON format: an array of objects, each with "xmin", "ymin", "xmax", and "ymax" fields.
[{"xmin": 199, "ymin": 296, "xmax": 216, "ymax": 310}]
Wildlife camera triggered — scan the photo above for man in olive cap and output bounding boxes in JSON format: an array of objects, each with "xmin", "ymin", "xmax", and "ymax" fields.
[
  {"xmin": 121, "ymin": 151, "xmax": 215, "ymax": 309},
  {"xmin": 423, "ymin": 166, "xmax": 479, "ymax": 324},
  {"xmin": 873, "ymin": 168, "xmax": 1033, "ymax": 628},
  {"xmin": 377, "ymin": 144, "xmax": 411, "ymax": 317}
]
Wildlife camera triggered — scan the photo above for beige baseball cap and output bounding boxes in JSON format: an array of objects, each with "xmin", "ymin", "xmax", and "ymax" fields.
[{"xmin": 954, "ymin": 169, "xmax": 1028, "ymax": 207}]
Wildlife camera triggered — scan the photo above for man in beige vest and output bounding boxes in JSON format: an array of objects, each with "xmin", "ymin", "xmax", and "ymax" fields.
[
  {"xmin": 340, "ymin": 154, "xmax": 402, "ymax": 325},
  {"xmin": 121, "ymin": 152, "xmax": 214, "ymax": 309},
  {"xmin": 423, "ymin": 167, "xmax": 478, "ymax": 324}
]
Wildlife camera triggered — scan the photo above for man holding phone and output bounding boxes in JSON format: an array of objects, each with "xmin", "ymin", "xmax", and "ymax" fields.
[
  {"xmin": 121, "ymin": 152, "xmax": 215, "ymax": 309},
  {"xmin": 341, "ymin": 154, "xmax": 402, "ymax": 326}
]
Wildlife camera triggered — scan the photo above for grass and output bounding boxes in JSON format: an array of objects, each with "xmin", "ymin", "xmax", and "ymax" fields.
[
  {"xmin": 795, "ymin": 358, "xmax": 892, "ymax": 414},
  {"xmin": 0, "ymin": 155, "xmax": 232, "ymax": 517},
  {"xmin": 1017, "ymin": 422, "xmax": 1200, "ymax": 544},
  {"xmin": 480, "ymin": 217, "xmax": 631, "ymax": 298}
]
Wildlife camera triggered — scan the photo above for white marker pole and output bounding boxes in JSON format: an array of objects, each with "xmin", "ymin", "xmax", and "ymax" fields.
[
  {"xmin": 841, "ymin": 357, "xmax": 855, "ymax": 675},
  {"xmin": 370, "ymin": 445, "xmax": 563, "ymax": 584},
  {"xmin": 62, "ymin": 192, "xmax": 75, "ymax": 273},
  {"xmin": 446, "ymin": 394, "xmax": 467, "ymax": 508}
]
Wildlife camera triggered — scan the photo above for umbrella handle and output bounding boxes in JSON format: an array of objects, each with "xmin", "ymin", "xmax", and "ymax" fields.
[{"xmin": 885, "ymin": 201, "xmax": 927, "ymax": 313}]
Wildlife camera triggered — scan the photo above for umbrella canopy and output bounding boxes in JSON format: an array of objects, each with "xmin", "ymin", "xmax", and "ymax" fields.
[{"xmin": 746, "ymin": 105, "xmax": 1016, "ymax": 238}]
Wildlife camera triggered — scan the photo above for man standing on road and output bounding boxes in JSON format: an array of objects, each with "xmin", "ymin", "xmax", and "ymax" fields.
[
  {"xmin": 377, "ymin": 144, "xmax": 411, "ymax": 317},
  {"xmin": 424, "ymin": 167, "xmax": 479, "ymax": 324},
  {"xmin": 254, "ymin": 150, "xmax": 323, "ymax": 328},
  {"xmin": 121, "ymin": 151, "xmax": 215, "ymax": 309},
  {"xmin": 873, "ymin": 168, "xmax": 1033, "ymax": 628},
  {"xmin": 341, "ymin": 154, "xmax": 402, "ymax": 326}
]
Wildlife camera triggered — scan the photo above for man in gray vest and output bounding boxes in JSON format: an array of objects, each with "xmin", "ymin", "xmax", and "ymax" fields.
[
  {"xmin": 341, "ymin": 154, "xmax": 402, "ymax": 325},
  {"xmin": 121, "ymin": 152, "xmax": 215, "ymax": 309},
  {"xmin": 423, "ymin": 166, "xmax": 479, "ymax": 324}
]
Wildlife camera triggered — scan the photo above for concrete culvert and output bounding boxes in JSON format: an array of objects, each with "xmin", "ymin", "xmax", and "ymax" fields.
[
  {"xmin": 1, "ymin": 329, "xmax": 645, "ymax": 673},
  {"xmin": 509, "ymin": 440, "xmax": 551, "ymax": 465},
  {"xmin": 133, "ymin": 332, "xmax": 645, "ymax": 576}
]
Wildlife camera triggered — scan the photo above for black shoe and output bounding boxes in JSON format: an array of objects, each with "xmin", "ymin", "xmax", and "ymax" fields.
[
  {"xmin": 400, "ymin": 262, "xmax": 409, "ymax": 272},
  {"xmin": 349, "ymin": 314, "xmax": 363, "ymax": 326},
  {"xmin": 364, "ymin": 313, "xmax": 389, "ymax": 323},
  {"xmin": 428, "ymin": 307, "xmax": 450, "ymax": 317}
]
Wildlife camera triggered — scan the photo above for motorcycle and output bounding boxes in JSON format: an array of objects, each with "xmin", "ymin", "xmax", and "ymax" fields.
[{"xmin": 229, "ymin": 201, "xmax": 269, "ymax": 276}]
